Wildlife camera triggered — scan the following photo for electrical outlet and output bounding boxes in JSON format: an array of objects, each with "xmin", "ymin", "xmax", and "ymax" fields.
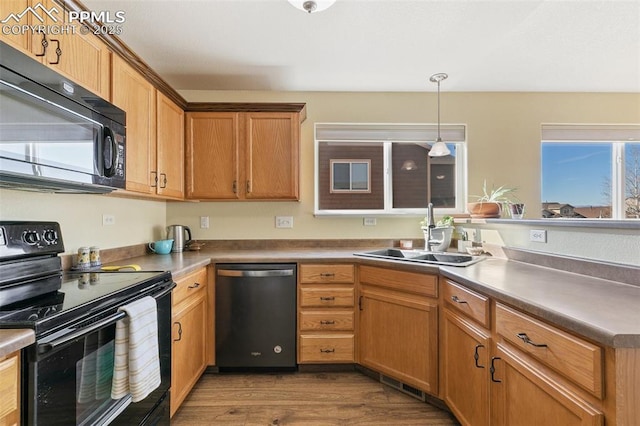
[
  {"xmin": 102, "ymin": 214, "xmax": 115, "ymax": 226},
  {"xmin": 200, "ymin": 216, "xmax": 210, "ymax": 229},
  {"xmin": 530, "ymin": 229, "xmax": 547, "ymax": 243},
  {"xmin": 363, "ymin": 217, "xmax": 377, "ymax": 226},
  {"xmin": 275, "ymin": 216, "xmax": 293, "ymax": 228}
]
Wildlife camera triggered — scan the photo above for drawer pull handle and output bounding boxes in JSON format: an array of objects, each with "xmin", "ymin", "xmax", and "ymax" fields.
[
  {"xmin": 320, "ymin": 348, "xmax": 335, "ymax": 353},
  {"xmin": 490, "ymin": 356, "xmax": 502, "ymax": 383},
  {"xmin": 188, "ymin": 282, "xmax": 201, "ymax": 289},
  {"xmin": 474, "ymin": 344, "xmax": 485, "ymax": 369},
  {"xmin": 320, "ymin": 320, "xmax": 336, "ymax": 325},
  {"xmin": 451, "ymin": 295, "xmax": 468, "ymax": 304},
  {"xmin": 320, "ymin": 296, "xmax": 335, "ymax": 301},
  {"xmin": 320, "ymin": 273, "xmax": 335, "ymax": 278},
  {"xmin": 516, "ymin": 333, "xmax": 548, "ymax": 348}
]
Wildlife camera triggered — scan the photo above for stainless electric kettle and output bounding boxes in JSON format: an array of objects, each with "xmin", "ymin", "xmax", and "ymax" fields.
[{"xmin": 166, "ymin": 225, "xmax": 192, "ymax": 253}]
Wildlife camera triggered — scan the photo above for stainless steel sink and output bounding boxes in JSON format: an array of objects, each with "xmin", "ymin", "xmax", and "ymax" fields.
[{"xmin": 354, "ymin": 248, "xmax": 484, "ymax": 267}]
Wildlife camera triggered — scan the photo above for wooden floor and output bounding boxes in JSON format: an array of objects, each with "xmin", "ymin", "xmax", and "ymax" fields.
[{"xmin": 171, "ymin": 371, "xmax": 460, "ymax": 425}]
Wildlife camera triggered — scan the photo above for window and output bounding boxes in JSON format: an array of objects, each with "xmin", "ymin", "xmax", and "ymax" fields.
[
  {"xmin": 315, "ymin": 123, "xmax": 467, "ymax": 215},
  {"xmin": 541, "ymin": 124, "xmax": 640, "ymax": 220}
]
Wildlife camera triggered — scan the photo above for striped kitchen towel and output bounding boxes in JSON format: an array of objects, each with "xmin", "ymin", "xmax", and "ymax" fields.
[{"xmin": 111, "ymin": 295, "xmax": 161, "ymax": 402}]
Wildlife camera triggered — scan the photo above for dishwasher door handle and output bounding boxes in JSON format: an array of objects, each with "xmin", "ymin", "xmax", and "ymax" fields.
[{"xmin": 217, "ymin": 269, "xmax": 295, "ymax": 278}]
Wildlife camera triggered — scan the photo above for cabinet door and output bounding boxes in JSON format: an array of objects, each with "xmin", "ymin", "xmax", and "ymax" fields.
[
  {"xmin": 359, "ymin": 286, "xmax": 438, "ymax": 394},
  {"xmin": 0, "ymin": 0, "xmax": 31, "ymax": 54},
  {"xmin": 185, "ymin": 112, "xmax": 240, "ymax": 199},
  {"xmin": 443, "ymin": 309, "xmax": 491, "ymax": 426},
  {"xmin": 244, "ymin": 112, "xmax": 299, "ymax": 200},
  {"xmin": 112, "ymin": 55, "xmax": 157, "ymax": 194},
  {"xmin": 491, "ymin": 343, "xmax": 603, "ymax": 426},
  {"xmin": 171, "ymin": 292, "xmax": 207, "ymax": 418},
  {"xmin": 156, "ymin": 92, "xmax": 184, "ymax": 199},
  {"xmin": 0, "ymin": 352, "xmax": 20, "ymax": 426}
]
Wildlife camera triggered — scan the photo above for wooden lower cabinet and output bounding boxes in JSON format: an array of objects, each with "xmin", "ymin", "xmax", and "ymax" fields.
[
  {"xmin": 171, "ymin": 268, "xmax": 208, "ymax": 417},
  {"xmin": 442, "ymin": 309, "xmax": 491, "ymax": 426},
  {"xmin": 0, "ymin": 351, "xmax": 19, "ymax": 426},
  {"xmin": 490, "ymin": 343, "xmax": 603, "ymax": 426}
]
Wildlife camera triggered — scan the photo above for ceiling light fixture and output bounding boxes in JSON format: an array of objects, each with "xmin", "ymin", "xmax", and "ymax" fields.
[
  {"xmin": 288, "ymin": 0, "xmax": 336, "ymax": 14},
  {"xmin": 428, "ymin": 73, "xmax": 451, "ymax": 157}
]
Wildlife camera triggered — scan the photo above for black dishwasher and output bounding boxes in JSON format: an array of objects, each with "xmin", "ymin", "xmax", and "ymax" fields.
[{"xmin": 215, "ymin": 264, "xmax": 297, "ymax": 370}]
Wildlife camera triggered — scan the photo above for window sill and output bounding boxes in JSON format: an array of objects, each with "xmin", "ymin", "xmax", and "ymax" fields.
[{"xmin": 454, "ymin": 218, "xmax": 640, "ymax": 230}]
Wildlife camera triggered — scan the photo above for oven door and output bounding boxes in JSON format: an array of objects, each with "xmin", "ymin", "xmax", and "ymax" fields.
[{"xmin": 23, "ymin": 285, "xmax": 172, "ymax": 426}]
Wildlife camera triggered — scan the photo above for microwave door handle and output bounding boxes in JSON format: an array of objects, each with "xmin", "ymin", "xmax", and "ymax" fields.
[
  {"xmin": 103, "ymin": 127, "xmax": 118, "ymax": 177},
  {"xmin": 37, "ymin": 311, "xmax": 126, "ymax": 355}
]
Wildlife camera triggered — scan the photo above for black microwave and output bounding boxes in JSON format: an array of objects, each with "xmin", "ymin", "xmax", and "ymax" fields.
[{"xmin": 0, "ymin": 41, "xmax": 126, "ymax": 194}]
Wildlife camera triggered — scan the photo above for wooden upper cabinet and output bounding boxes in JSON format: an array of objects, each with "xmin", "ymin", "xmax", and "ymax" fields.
[
  {"xmin": 185, "ymin": 105, "xmax": 305, "ymax": 201},
  {"xmin": 1, "ymin": 0, "xmax": 110, "ymax": 99},
  {"xmin": 156, "ymin": 92, "xmax": 184, "ymax": 199},
  {"xmin": 185, "ymin": 112, "xmax": 240, "ymax": 199},
  {"xmin": 111, "ymin": 54, "xmax": 157, "ymax": 195},
  {"xmin": 0, "ymin": 0, "xmax": 31, "ymax": 53},
  {"xmin": 244, "ymin": 112, "xmax": 299, "ymax": 200}
]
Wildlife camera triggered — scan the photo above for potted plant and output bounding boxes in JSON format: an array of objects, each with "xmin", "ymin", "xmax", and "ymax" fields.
[{"xmin": 467, "ymin": 180, "xmax": 520, "ymax": 218}]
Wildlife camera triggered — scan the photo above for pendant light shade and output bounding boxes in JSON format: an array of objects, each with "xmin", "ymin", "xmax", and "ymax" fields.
[
  {"xmin": 288, "ymin": 0, "xmax": 336, "ymax": 13},
  {"xmin": 428, "ymin": 73, "xmax": 451, "ymax": 157}
]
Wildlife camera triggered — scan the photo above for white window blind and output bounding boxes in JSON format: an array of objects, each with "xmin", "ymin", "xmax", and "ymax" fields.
[
  {"xmin": 541, "ymin": 124, "xmax": 640, "ymax": 141},
  {"xmin": 316, "ymin": 123, "xmax": 466, "ymax": 142}
]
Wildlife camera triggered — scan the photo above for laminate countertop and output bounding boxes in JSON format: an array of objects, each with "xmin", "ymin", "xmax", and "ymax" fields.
[
  {"xmin": 0, "ymin": 329, "xmax": 34, "ymax": 358},
  {"xmin": 102, "ymin": 248, "xmax": 640, "ymax": 348}
]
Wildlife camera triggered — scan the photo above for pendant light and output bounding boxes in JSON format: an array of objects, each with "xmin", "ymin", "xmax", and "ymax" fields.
[
  {"xmin": 288, "ymin": 0, "xmax": 336, "ymax": 13},
  {"xmin": 428, "ymin": 73, "xmax": 451, "ymax": 157}
]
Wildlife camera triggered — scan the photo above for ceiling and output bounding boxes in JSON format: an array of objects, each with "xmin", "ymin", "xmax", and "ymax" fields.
[{"xmin": 81, "ymin": 0, "xmax": 640, "ymax": 93}]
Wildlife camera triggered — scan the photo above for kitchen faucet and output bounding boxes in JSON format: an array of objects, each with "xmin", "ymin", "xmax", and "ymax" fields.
[{"xmin": 425, "ymin": 203, "xmax": 444, "ymax": 252}]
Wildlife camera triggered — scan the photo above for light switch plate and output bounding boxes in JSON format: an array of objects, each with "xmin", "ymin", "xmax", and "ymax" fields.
[{"xmin": 275, "ymin": 216, "xmax": 293, "ymax": 228}]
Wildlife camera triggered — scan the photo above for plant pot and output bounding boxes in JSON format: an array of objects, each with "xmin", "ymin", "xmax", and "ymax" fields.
[{"xmin": 466, "ymin": 202, "xmax": 501, "ymax": 218}]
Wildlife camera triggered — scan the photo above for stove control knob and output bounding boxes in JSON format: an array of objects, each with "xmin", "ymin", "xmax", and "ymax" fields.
[
  {"xmin": 42, "ymin": 229, "xmax": 58, "ymax": 244},
  {"xmin": 22, "ymin": 230, "xmax": 41, "ymax": 245}
]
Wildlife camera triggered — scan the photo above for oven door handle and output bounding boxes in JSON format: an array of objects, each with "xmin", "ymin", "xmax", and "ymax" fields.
[
  {"xmin": 37, "ymin": 283, "xmax": 174, "ymax": 355},
  {"xmin": 38, "ymin": 311, "xmax": 126, "ymax": 354}
]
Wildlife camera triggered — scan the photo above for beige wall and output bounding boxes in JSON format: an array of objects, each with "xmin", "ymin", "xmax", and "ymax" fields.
[
  {"xmin": 0, "ymin": 189, "xmax": 166, "ymax": 255},
  {"xmin": 2, "ymin": 90, "xmax": 638, "ymax": 265},
  {"xmin": 168, "ymin": 90, "xmax": 640, "ymax": 242}
]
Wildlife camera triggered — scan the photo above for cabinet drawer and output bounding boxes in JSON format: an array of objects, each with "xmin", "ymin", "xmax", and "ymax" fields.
[
  {"xmin": 443, "ymin": 280, "xmax": 490, "ymax": 328},
  {"xmin": 359, "ymin": 265, "xmax": 437, "ymax": 297},
  {"xmin": 495, "ymin": 303, "xmax": 603, "ymax": 398},
  {"xmin": 300, "ymin": 264, "xmax": 354, "ymax": 284},
  {"xmin": 299, "ymin": 334, "xmax": 354, "ymax": 363},
  {"xmin": 300, "ymin": 287, "xmax": 354, "ymax": 307},
  {"xmin": 173, "ymin": 268, "xmax": 208, "ymax": 306},
  {"xmin": 300, "ymin": 310, "xmax": 354, "ymax": 331}
]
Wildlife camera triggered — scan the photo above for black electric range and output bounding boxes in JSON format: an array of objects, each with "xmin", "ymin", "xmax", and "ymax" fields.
[{"xmin": 0, "ymin": 221, "xmax": 173, "ymax": 426}]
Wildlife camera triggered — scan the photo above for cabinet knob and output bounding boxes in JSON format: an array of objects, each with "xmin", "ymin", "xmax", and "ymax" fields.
[
  {"xmin": 320, "ymin": 296, "xmax": 335, "ymax": 301},
  {"xmin": 474, "ymin": 344, "xmax": 485, "ymax": 369},
  {"xmin": 173, "ymin": 321, "xmax": 183, "ymax": 342},
  {"xmin": 188, "ymin": 282, "xmax": 200, "ymax": 289},
  {"xmin": 36, "ymin": 33, "xmax": 48, "ymax": 57},
  {"xmin": 319, "ymin": 272, "xmax": 335, "ymax": 278},
  {"xmin": 49, "ymin": 39, "xmax": 61, "ymax": 65},
  {"xmin": 320, "ymin": 320, "xmax": 336, "ymax": 325},
  {"xmin": 320, "ymin": 348, "xmax": 335, "ymax": 353}
]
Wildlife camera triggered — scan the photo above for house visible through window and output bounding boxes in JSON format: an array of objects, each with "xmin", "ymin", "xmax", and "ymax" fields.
[
  {"xmin": 315, "ymin": 123, "xmax": 467, "ymax": 215},
  {"xmin": 541, "ymin": 124, "xmax": 640, "ymax": 220}
]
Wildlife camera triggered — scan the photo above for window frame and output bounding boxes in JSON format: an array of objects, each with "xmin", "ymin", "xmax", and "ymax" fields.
[
  {"xmin": 314, "ymin": 123, "xmax": 468, "ymax": 216},
  {"xmin": 329, "ymin": 159, "xmax": 371, "ymax": 193},
  {"xmin": 540, "ymin": 123, "xmax": 640, "ymax": 220}
]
